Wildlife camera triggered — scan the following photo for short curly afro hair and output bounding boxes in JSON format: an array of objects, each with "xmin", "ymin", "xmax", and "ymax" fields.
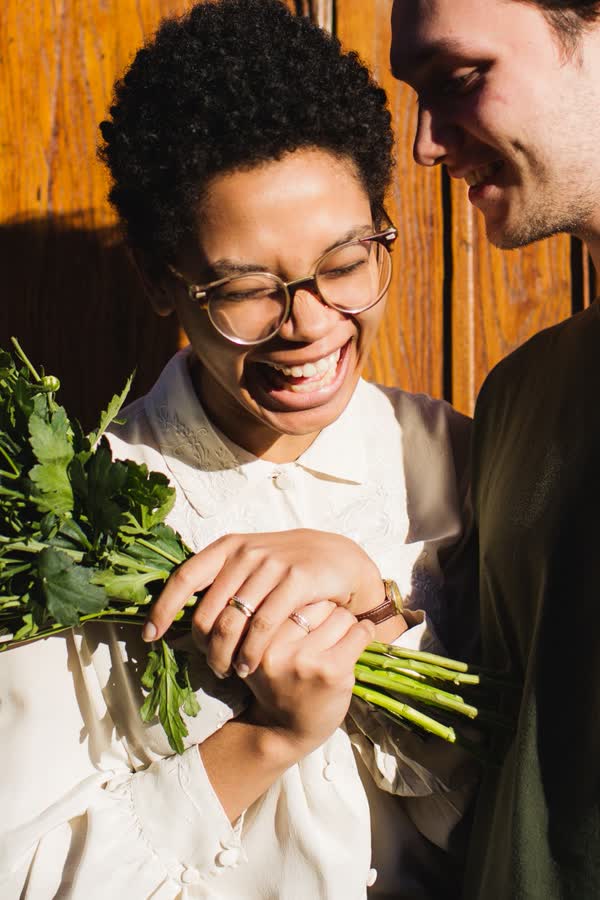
[{"xmin": 99, "ymin": 0, "xmax": 394, "ymax": 271}]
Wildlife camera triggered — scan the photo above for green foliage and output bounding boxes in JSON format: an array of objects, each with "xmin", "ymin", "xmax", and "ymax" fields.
[
  {"xmin": 37, "ymin": 547, "xmax": 107, "ymax": 627},
  {"xmin": 0, "ymin": 339, "xmax": 196, "ymax": 754},
  {"xmin": 140, "ymin": 641, "xmax": 201, "ymax": 755}
]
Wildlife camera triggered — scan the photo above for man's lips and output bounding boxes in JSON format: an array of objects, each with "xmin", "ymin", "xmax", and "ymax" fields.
[{"xmin": 449, "ymin": 160, "xmax": 504, "ymax": 188}]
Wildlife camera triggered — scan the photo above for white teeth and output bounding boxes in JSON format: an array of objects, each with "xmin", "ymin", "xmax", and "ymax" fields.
[
  {"xmin": 288, "ymin": 365, "xmax": 338, "ymax": 393},
  {"xmin": 465, "ymin": 162, "xmax": 500, "ymax": 188},
  {"xmin": 263, "ymin": 348, "xmax": 341, "ymax": 379}
]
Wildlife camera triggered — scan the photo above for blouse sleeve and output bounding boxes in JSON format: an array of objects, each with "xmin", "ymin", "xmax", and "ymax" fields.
[{"xmin": 0, "ymin": 626, "xmax": 252, "ymax": 899}]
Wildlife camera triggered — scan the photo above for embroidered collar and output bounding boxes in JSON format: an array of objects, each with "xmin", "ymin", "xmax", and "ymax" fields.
[{"xmin": 144, "ymin": 348, "xmax": 368, "ymax": 518}]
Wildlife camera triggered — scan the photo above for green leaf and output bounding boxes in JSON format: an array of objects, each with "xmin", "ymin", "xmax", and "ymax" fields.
[
  {"xmin": 29, "ymin": 403, "xmax": 73, "ymax": 465},
  {"xmin": 141, "ymin": 648, "xmax": 161, "ymax": 690},
  {"xmin": 123, "ymin": 523, "xmax": 189, "ymax": 570},
  {"xmin": 87, "ymin": 372, "xmax": 134, "ymax": 447},
  {"xmin": 29, "ymin": 461, "xmax": 73, "ymax": 514},
  {"xmin": 28, "ymin": 402, "xmax": 74, "ymax": 514},
  {"xmin": 13, "ymin": 612, "xmax": 39, "ymax": 641},
  {"xmin": 75, "ymin": 439, "xmax": 128, "ymax": 537},
  {"xmin": 139, "ymin": 639, "xmax": 200, "ymax": 754},
  {"xmin": 177, "ymin": 652, "xmax": 201, "ymax": 717},
  {"xmin": 120, "ymin": 462, "xmax": 176, "ymax": 531},
  {"xmin": 37, "ymin": 547, "xmax": 107, "ymax": 627},
  {"xmin": 90, "ymin": 568, "xmax": 158, "ymax": 604}
]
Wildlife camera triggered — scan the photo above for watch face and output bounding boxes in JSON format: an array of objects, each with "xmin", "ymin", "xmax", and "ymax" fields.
[{"xmin": 384, "ymin": 579, "xmax": 403, "ymax": 615}]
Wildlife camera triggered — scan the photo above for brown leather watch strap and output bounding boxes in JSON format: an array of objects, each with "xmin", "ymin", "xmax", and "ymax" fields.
[{"xmin": 355, "ymin": 579, "xmax": 403, "ymax": 625}]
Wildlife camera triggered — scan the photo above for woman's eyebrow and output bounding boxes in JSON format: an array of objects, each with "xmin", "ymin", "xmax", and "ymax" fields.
[
  {"xmin": 322, "ymin": 224, "xmax": 374, "ymax": 254},
  {"xmin": 208, "ymin": 224, "xmax": 375, "ymax": 276},
  {"xmin": 208, "ymin": 259, "xmax": 271, "ymax": 277}
]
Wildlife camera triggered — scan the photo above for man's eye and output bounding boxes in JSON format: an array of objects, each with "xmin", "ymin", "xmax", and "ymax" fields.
[{"xmin": 439, "ymin": 68, "xmax": 481, "ymax": 97}]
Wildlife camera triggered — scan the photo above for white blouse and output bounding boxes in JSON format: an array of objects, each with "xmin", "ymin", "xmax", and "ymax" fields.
[{"xmin": 0, "ymin": 349, "xmax": 476, "ymax": 900}]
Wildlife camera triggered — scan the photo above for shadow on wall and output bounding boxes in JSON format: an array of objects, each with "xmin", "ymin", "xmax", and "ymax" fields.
[{"xmin": 0, "ymin": 212, "xmax": 180, "ymax": 432}]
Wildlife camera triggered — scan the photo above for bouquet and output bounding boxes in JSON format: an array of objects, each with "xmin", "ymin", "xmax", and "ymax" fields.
[{"xmin": 0, "ymin": 339, "xmax": 513, "ymax": 758}]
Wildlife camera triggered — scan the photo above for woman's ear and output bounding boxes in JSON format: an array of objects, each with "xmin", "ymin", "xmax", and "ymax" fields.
[{"xmin": 130, "ymin": 248, "xmax": 175, "ymax": 317}]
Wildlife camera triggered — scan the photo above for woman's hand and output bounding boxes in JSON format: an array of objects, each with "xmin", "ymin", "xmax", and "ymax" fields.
[
  {"xmin": 142, "ymin": 529, "xmax": 385, "ymax": 678},
  {"xmin": 244, "ymin": 600, "xmax": 375, "ymax": 757}
]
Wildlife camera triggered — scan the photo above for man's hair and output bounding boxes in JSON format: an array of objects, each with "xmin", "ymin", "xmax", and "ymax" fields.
[
  {"xmin": 99, "ymin": 0, "xmax": 393, "ymax": 268},
  {"xmin": 525, "ymin": 1, "xmax": 600, "ymax": 50}
]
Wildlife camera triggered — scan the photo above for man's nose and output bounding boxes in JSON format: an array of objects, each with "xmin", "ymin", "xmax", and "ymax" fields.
[{"xmin": 413, "ymin": 106, "xmax": 460, "ymax": 167}]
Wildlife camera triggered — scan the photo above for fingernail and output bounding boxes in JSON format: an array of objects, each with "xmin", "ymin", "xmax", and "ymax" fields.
[
  {"xmin": 215, "ymin": 668, "xmax": 232, "ymax": 680},
  {"xmin": 142, "ymin": 621, "xmax": 157, "ymax": 642},
  {"xmin": 235, "ymin": 663, "xmax": 250, "ymax": 679}
]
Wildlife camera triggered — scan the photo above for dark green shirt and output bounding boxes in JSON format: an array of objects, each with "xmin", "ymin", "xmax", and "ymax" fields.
[{"xmin": 464, "ymin": 301, "xmax": 600, "ymax": 900}]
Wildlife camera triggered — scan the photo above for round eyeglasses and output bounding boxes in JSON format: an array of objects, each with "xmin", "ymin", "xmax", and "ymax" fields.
[{"xmin": 168, "ymin": 218, "xmax": 397, "ymax": 346}]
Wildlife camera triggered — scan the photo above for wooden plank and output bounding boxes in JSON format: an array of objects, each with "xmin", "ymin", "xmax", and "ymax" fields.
[
  {"xmin": 451, "ymin": 186, "xmax": 572, "ymax": 415},
  {"xmin": 0, "ymin": 1, "xmax": 195, "ymax": 429},
  {"xmin": 335, "ymin": 0, "xmax": 445, "ymax": 398}
]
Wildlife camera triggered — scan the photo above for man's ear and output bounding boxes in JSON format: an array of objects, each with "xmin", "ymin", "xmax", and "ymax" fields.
[{"xmin": 130, "ymin": 248, "xmax": 175, "ymax": 317}]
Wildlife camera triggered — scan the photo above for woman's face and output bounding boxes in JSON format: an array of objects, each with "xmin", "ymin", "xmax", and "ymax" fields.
[{"xmin": 168, "ymin": 148, "xmax": 389, "ymax": 461}]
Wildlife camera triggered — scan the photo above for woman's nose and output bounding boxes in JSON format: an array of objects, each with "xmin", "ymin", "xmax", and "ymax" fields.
[{"xmin": 278, "ymin": 287, "xmax": 345, "ymax": 343}]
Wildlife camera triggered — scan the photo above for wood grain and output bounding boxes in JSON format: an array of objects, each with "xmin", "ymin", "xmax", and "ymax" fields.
[
  {"xmin": 450, "ymin": 185, "xmax": 572, "ymax": 415},
  {"xmin": 0, "ymin": 0, "xmax": 585, "ymax": 425},
  {"xmin": 336, "ymin": 0, "xmax": 445, "ymax": 398},
  {"xmin": 0, "ymin": 0, "xmax": 195, "ymax": 428}
]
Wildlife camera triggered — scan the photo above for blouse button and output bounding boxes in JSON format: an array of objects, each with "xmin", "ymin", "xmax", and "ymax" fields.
[
  {"xmin": 323, "ymin": 763, "xmax": 336, "ymax": 782},
  {"xmin": 366, "ymin": 868, "xmax": 378, "ymax": 887},
  {"xmin": 181, "ymin": 867, "xmax": 200, "ymax": 884},
  {"xmin": 216, "ymin": 847, "xmax": 241, "ymax": 867},
  {"xmin": 273, "ymin": 470, "xmax": 294, "ymax": 491}
]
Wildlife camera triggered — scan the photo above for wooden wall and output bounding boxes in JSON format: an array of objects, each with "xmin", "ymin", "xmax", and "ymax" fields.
[{"xmin": 1, "ymin": 0, "xmax": 593, "ymax": 428}]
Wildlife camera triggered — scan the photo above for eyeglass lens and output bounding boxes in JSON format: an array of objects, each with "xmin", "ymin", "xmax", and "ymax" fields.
[{"xmin": 207, "ymin": 238, "xmax": 392, "ymax": 343}]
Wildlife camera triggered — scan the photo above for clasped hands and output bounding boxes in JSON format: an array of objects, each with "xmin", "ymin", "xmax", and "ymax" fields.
[
  {"xmin": 144, "ymin": 529, "xmax": 385, "ymax": 678},
  {"xmin": 142, "ymin": 530, "xmax": 392, "ymax": 753}
]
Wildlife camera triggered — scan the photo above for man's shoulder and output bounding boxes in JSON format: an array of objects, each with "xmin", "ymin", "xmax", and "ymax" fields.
[{"xmin": 478, "ymin": 304, "xmax": 597, "ymax": 406}]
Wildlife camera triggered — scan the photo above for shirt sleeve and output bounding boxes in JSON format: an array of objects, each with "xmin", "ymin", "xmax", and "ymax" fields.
[
  {"xmin": 1, "ymin": 748, "xmax": 247, "ymax": 899},
  {"xmin": 81, "ymin": 747, "xmax": 247, "ymax": 896}
]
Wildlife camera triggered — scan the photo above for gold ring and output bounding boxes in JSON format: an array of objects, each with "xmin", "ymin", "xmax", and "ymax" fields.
[
  {"xmin": 228, "ymin": 595, "xmax": 255, "ymax": 619},
  {"xmin": 289, "ymin": 611, "xmax": 311, "ymax": 634}
]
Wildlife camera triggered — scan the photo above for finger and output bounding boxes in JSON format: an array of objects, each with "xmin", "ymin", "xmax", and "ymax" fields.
[
  {"xmin": 231, "ymin": 574, "xmax": 323, "ymax": 676},
  {"xmin": 236, "ymin": 599, "xmax": 336, "ymax": 675},
  {"xmin": 204, "ymin": 564, "xmax": 285, "ymax": 676},
  {"xmin": 264, "ymin": 602, "xmax": 352, "ymax": 653},
  {"xmin": 299, "ymin": 606, "xmax": 361, "ymax": 653},
  {"xmin": 321, "ymin": 619, "xmax": 375, "ymax": 672},
  {"xmin": 142, "ymin": 535, "xmax": 237, "ymax": 641}
]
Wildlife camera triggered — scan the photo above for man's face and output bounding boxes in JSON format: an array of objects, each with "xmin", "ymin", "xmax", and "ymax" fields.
[{"xmin": 390, "ymin": 0, "xmax": 600, "ymax": 248}]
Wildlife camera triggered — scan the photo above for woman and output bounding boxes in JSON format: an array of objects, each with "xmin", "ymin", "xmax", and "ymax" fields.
[{"xmin": 0, "ymin": 2, "xmax": 476, "ymax": 898}]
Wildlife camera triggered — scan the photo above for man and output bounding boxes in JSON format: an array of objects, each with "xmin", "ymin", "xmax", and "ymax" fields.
[{"xmin": 390, "ymin": 2, "xmax": 600, "ymax": 898}]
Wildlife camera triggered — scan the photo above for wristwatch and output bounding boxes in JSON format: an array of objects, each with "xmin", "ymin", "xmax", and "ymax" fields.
[{"xmin": 355, "ymin": 579, "xmax": 404, "ymax": 625}]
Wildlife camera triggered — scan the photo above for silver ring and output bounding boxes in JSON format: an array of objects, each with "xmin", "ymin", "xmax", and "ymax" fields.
[
  {"xmin": 289, "ymin": 611, "xmax": 311, "ymax": 634},
  {"xmin": 228, "ymin": 594, "xmax": 255, "ymax": 619}
]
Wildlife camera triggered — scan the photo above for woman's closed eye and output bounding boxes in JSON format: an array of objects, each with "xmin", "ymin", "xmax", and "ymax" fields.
[
  {"xmin": 319, "ymin": 260, "xmax": 367, "ymax": 280},
  {"xmin": 216, "ymin": 287, "xmax": 280, "ymax": 302}
]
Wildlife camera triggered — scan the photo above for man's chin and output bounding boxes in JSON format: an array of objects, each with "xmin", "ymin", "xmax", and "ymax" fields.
[{"xmin": 484, "ymin": 216, "xmax": 549, "ymax": 251}]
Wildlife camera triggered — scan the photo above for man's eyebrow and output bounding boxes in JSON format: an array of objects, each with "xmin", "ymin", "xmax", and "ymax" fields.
[{"xmin": 391, "ymin": 38, "xmax": 474, "ymax": 82}]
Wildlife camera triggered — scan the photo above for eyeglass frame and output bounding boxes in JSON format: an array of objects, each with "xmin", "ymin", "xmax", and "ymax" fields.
[{"xmin": 167, "ymin": 212, "xmax": 398, "ymax": 346}]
